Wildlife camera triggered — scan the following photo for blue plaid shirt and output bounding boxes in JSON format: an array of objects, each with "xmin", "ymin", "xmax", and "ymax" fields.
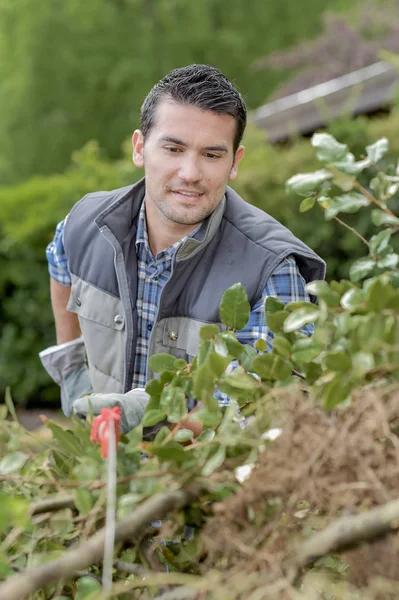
[{"xmin": 46, "ymin": 202, "xmax": 312, "ymax": 391}]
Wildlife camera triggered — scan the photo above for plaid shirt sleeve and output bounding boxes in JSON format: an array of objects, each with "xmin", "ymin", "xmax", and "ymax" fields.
[
  {"xmin": 216, "ymin": 256, "xmax": 313, "ymax": 407},
  {"xmin": 46, "ymin": 216, "xmax": 72, "ymax": 286},
  {"xmin": 236, "ymin": 254, "xmax": 313, "ymax": 350}
]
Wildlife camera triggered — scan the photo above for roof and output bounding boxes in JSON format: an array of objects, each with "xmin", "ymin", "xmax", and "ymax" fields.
[{"xmin": 249, "ymin": 61, "xmax": 399, "ymax": 142}]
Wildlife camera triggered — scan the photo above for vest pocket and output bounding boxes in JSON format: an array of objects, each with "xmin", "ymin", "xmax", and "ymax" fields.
[
  {"xmin": 67, "ymin": 278, "xmax": 125, "ymax": 390},
  {"xmin": 160, "ymin": 317, "xmax": 226, "ymax": 361}
]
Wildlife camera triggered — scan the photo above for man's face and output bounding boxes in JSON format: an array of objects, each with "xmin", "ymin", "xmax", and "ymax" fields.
[{"xmin": 132, "ymin": 99, "xmax": 245, "ymax": 227}]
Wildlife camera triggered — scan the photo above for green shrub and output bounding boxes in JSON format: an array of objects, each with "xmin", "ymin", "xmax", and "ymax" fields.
[{"xmin": 0, "ymin": 142, "xmax": 138, "ymax": 405}]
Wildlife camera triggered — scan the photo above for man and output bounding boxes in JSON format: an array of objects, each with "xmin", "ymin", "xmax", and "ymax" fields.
[{"xmin": 40, "ymin": 64, "xmax": 325, "ymax": 435}]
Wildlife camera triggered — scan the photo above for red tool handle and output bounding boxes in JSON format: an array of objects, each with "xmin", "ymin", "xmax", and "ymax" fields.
[{"xmin": 91, "ymin": 406, "xmax": 121, "ymax": 458}]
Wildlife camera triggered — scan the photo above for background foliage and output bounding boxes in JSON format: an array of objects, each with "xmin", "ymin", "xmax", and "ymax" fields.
[{"xmin": 0, "ymin": 0, "xmax": 365, "ymax": 185}]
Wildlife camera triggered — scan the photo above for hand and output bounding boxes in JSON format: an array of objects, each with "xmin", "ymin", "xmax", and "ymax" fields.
[{"xmin": 73, "ymin": 388, "xmax": 149, "ymax": 434}]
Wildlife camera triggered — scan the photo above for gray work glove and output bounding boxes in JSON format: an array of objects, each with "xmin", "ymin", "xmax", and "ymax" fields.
[
  {"xmin": 73, "ymin": 388, "xmax": 150, "ymax": 434},
  {"xmin": 39, "ymin": 336, "xmax": 93, "ymax": 417}
]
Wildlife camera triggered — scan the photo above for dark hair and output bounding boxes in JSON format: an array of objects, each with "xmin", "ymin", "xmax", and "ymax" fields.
[{"xmin": 140, "ymin": 64, "xmax": 247, "ymax": 153}]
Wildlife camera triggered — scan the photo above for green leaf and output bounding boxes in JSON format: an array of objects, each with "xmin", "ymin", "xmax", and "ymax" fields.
[
  {"xmin": 331, "ymin": 157, "xmax": 370, "ymax": 176},
  {"xmin": 149, "ymin": 441, "xmax": 189, "ymax": 464},
  {"xmin": 145, "ymin": 379, "xmax": 163, "ymax": 397},
  {"xmin": 367, "ymin": 279, "xmax": 388, "ymax": 312},
  {"xmin": 222, "ymin": 370, "xmax": 259, "ymax": 390},
  {"xmin": 311, "ymin": 133, "xmax": 348, "ymax": 162},
  {"xmin": 318, "ymin": 377, "xmax": 352, "ymax": 410},
  {"xmin": 283, "ymin": 307, "xmax": 320, "ymax": 333},
  {"xmin": 285, "ymin": 169, "xmax": 333, "ymax": 197},
  {"xmin": 255, "ymin": 338, "xmax": 267, "ymax": 352},
  {"xmin": 291, "ymin": 338, "xmax": 323, "ymax": 364},
  {"xmin": 195, "ymin": 406, "xmax": 222, "ymax": 428},
  {"xmin": 366, "ymin": 137, "xmax": 389, "ymax": 163},
  {"xmin": 149, "ymin": 353, "xmax": 177, "ymax": 373},
  {"xmin": 218, "ymin": 331, "xmax": 244, "ymax": 358},
  {"xmin": 323, "ymin": 192, "xmax": 369, "ymax": 220},
  {"xmin": 75, "ymin": 489, "xmax": 93, "ymax": 515},
  {"xmin": 193, "ymin": 364, "xmax": 215, "ymax": 400},
  {"xmin": 197, "ymin": 429, "xmax": 215, "ymax": 442},
  {"xmin": 323, "ymin": 352, "xmax": 352, "ymax": 374},
  {"xmin": 5, "ymin": 387, "xmax": 18, "ymax": 422},
  {"xmin": 306, "ymin": 280, "xmax": 341, "ymax": 307},
  {"xmin": 202, "ymin": 446, "xmax": 226, "ymax": 476},
  {"xmin": 238, "ymin": 344, "xmax": 257, "ymax": 371},
  {"xmin": 377, "ymin": 253, "xmax": 399, "ymax": 269},
  {"xmin": 331, "ymin": 166, "xmax": 355, "ymax": 191},
  {"xmin": 141, "ymin": 409, "xmax": 166, "ymax": 427},
  {"xmin": 174, "ymin": 429, "xmax": 194, "ymax": 443},
  {"xmin": 174, "ymin": 358, "xmax": 187, "ymax": 369},
  {"xmin": 371, "ymin": 209, "xmax": 399, "ymax": 227},
  {"xmin": 299, "ymin": 196, "xmax": 315, "ymax": 212},
  {"xmin": 75, "ymin": 576, "xmax": 102, "ymax": 600},
  {"xmin": 46, "ymin": 422, "xmax": 82, "ymax": 456},
  {"xmin": 352, "ymin": 352, "xmax": 375, "ymax": 377},
  {"xmin": 266, "ymin": 310, "xmax": 289, "ymax": 334},
  {"xmin": 0, "ymin": 451, "xmax": 29, "ymax": 474},
  {"xmin": 207, "ymin": 351, "xmax": 230, "ymax": 378},
  {"xmin": 219, "ymin": 283, "xmax": 250, "ymax": 330},
  {"xmin": 349, "ymin": 257, "xmax": 376, "ymax": 282},
  {"xmin": 197, "ymin": 340, "xmax": 212, "ymax": 364},
  {"xmin": 369, "ymin": 229, "xmax": 393, "ymax": 257},
  {"xmin": 265, "ymin": 297, "xmax": 285, "ymax": 314},
  {"xmin": 199, "ymin": 324, "xmax": 220, "ymax": 340},
  {"xmin": 341, "ymin": 288, "xmax": 366, "ymax": 311},
  {"xmin": 160, "ymin": 387, "xmax": 187, "ymax": 423},
  {"xmin": 272, "ymin": 335, "xmax": 292, "ymax": 357},
  {"xmin": 252, "ymin": 354, "xmax": 292, "ymax": 381}
]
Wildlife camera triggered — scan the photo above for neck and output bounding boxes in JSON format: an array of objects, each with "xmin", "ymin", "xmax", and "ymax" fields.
[{"xmin": 145, "ymin": 201, "xmax": 200, "ymax": 257}]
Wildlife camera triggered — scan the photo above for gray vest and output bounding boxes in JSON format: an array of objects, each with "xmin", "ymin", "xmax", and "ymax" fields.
[{"xmin": 64, "ymin": 178, "xmax": 325, "ymax": 394}]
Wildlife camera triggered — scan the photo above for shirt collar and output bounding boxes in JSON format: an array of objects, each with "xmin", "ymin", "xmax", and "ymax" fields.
[{"xmin": 135, "ymin": 200, "xmax": 202, "ymax": 259}]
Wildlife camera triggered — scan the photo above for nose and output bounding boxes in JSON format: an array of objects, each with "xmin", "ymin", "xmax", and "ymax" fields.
[{"xmin": 178, "ymin": 154, "xmax": 202, "ymax": 183}]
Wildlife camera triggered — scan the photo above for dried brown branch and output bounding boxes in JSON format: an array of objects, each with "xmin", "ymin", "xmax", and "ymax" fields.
[
  {"xmin": 0, "ymin": 488, "xmax": 197, "ymax": 600},
  {"xmin": 30, "ymin": 494, "xmax": 75, "ymax": 515},
  {"xmin": 294, "ymin": 497, "xmax": 399, "ymax": 571}
]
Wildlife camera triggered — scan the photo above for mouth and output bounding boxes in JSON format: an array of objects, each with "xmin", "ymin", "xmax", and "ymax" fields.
[{"xmin": 170, "ymin": 189, "xmax": 205, "ymax": 201}]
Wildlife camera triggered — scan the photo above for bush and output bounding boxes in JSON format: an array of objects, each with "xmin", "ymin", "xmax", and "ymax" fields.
[{"xmin": 0, "ymin": 142, "xmax": 139, "ymax": 405}]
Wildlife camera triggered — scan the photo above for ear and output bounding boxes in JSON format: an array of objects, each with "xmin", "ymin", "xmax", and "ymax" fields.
[
  {"xmin": 229, "ymin": 145, "xmax": 245, "ymax": 181},
  {"xmin": 132, "ymin": 130, "xmax": 145, "ymax": 168}
]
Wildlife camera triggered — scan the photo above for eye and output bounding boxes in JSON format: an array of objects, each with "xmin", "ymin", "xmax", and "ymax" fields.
[
  {"xmin": 204, "ymin": 153, "xmax": 221, "ymax": 160},
  {"xmin": 164, "ymin": 146, "xmax": 182, "ymax": 153}
]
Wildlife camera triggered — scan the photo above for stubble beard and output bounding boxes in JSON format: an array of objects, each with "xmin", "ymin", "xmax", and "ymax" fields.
[{"xmin": 155, "ymin": 194, "xmax": 219, "ymax": 226}]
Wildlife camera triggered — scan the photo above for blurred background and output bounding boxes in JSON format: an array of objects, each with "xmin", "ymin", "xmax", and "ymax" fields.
[{"xmin": 1, "ymin": 0, "xmax": 399, "ymax": 411}]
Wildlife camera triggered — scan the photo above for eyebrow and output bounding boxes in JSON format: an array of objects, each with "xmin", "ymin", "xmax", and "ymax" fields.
[{"xmin": 160, "ymin": 136, "xmax": 228, "ymax": 153}]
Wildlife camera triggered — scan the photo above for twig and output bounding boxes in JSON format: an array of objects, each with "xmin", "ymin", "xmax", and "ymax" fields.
[
  {"xmin": 153, "ymin": 587, "xmax": 200, "ymax": 600},
  {"xmin": 333, "ymin": 215, "xmax": 370, "ymax": 247},
  {"xmin": 30, "ymin": 495, "xmax": 75, "ymax": 516},
  {"xmin": 113, "ymin": 560, "xmax": 148, "ymax": 576},
  {"xmin": 0, "ymin": 488, "xmax": 197, "ymax": 600},
  {"xmin": 0, "ymin": 469, "xmax": 171, "ymax": 489},
  {"xmin": 294, "ymin": 497, "xmax": 399, "ymax": 571},
  {"xmin": 353, "ymin": 180, "xmax": 396, "ymax": 217}
]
